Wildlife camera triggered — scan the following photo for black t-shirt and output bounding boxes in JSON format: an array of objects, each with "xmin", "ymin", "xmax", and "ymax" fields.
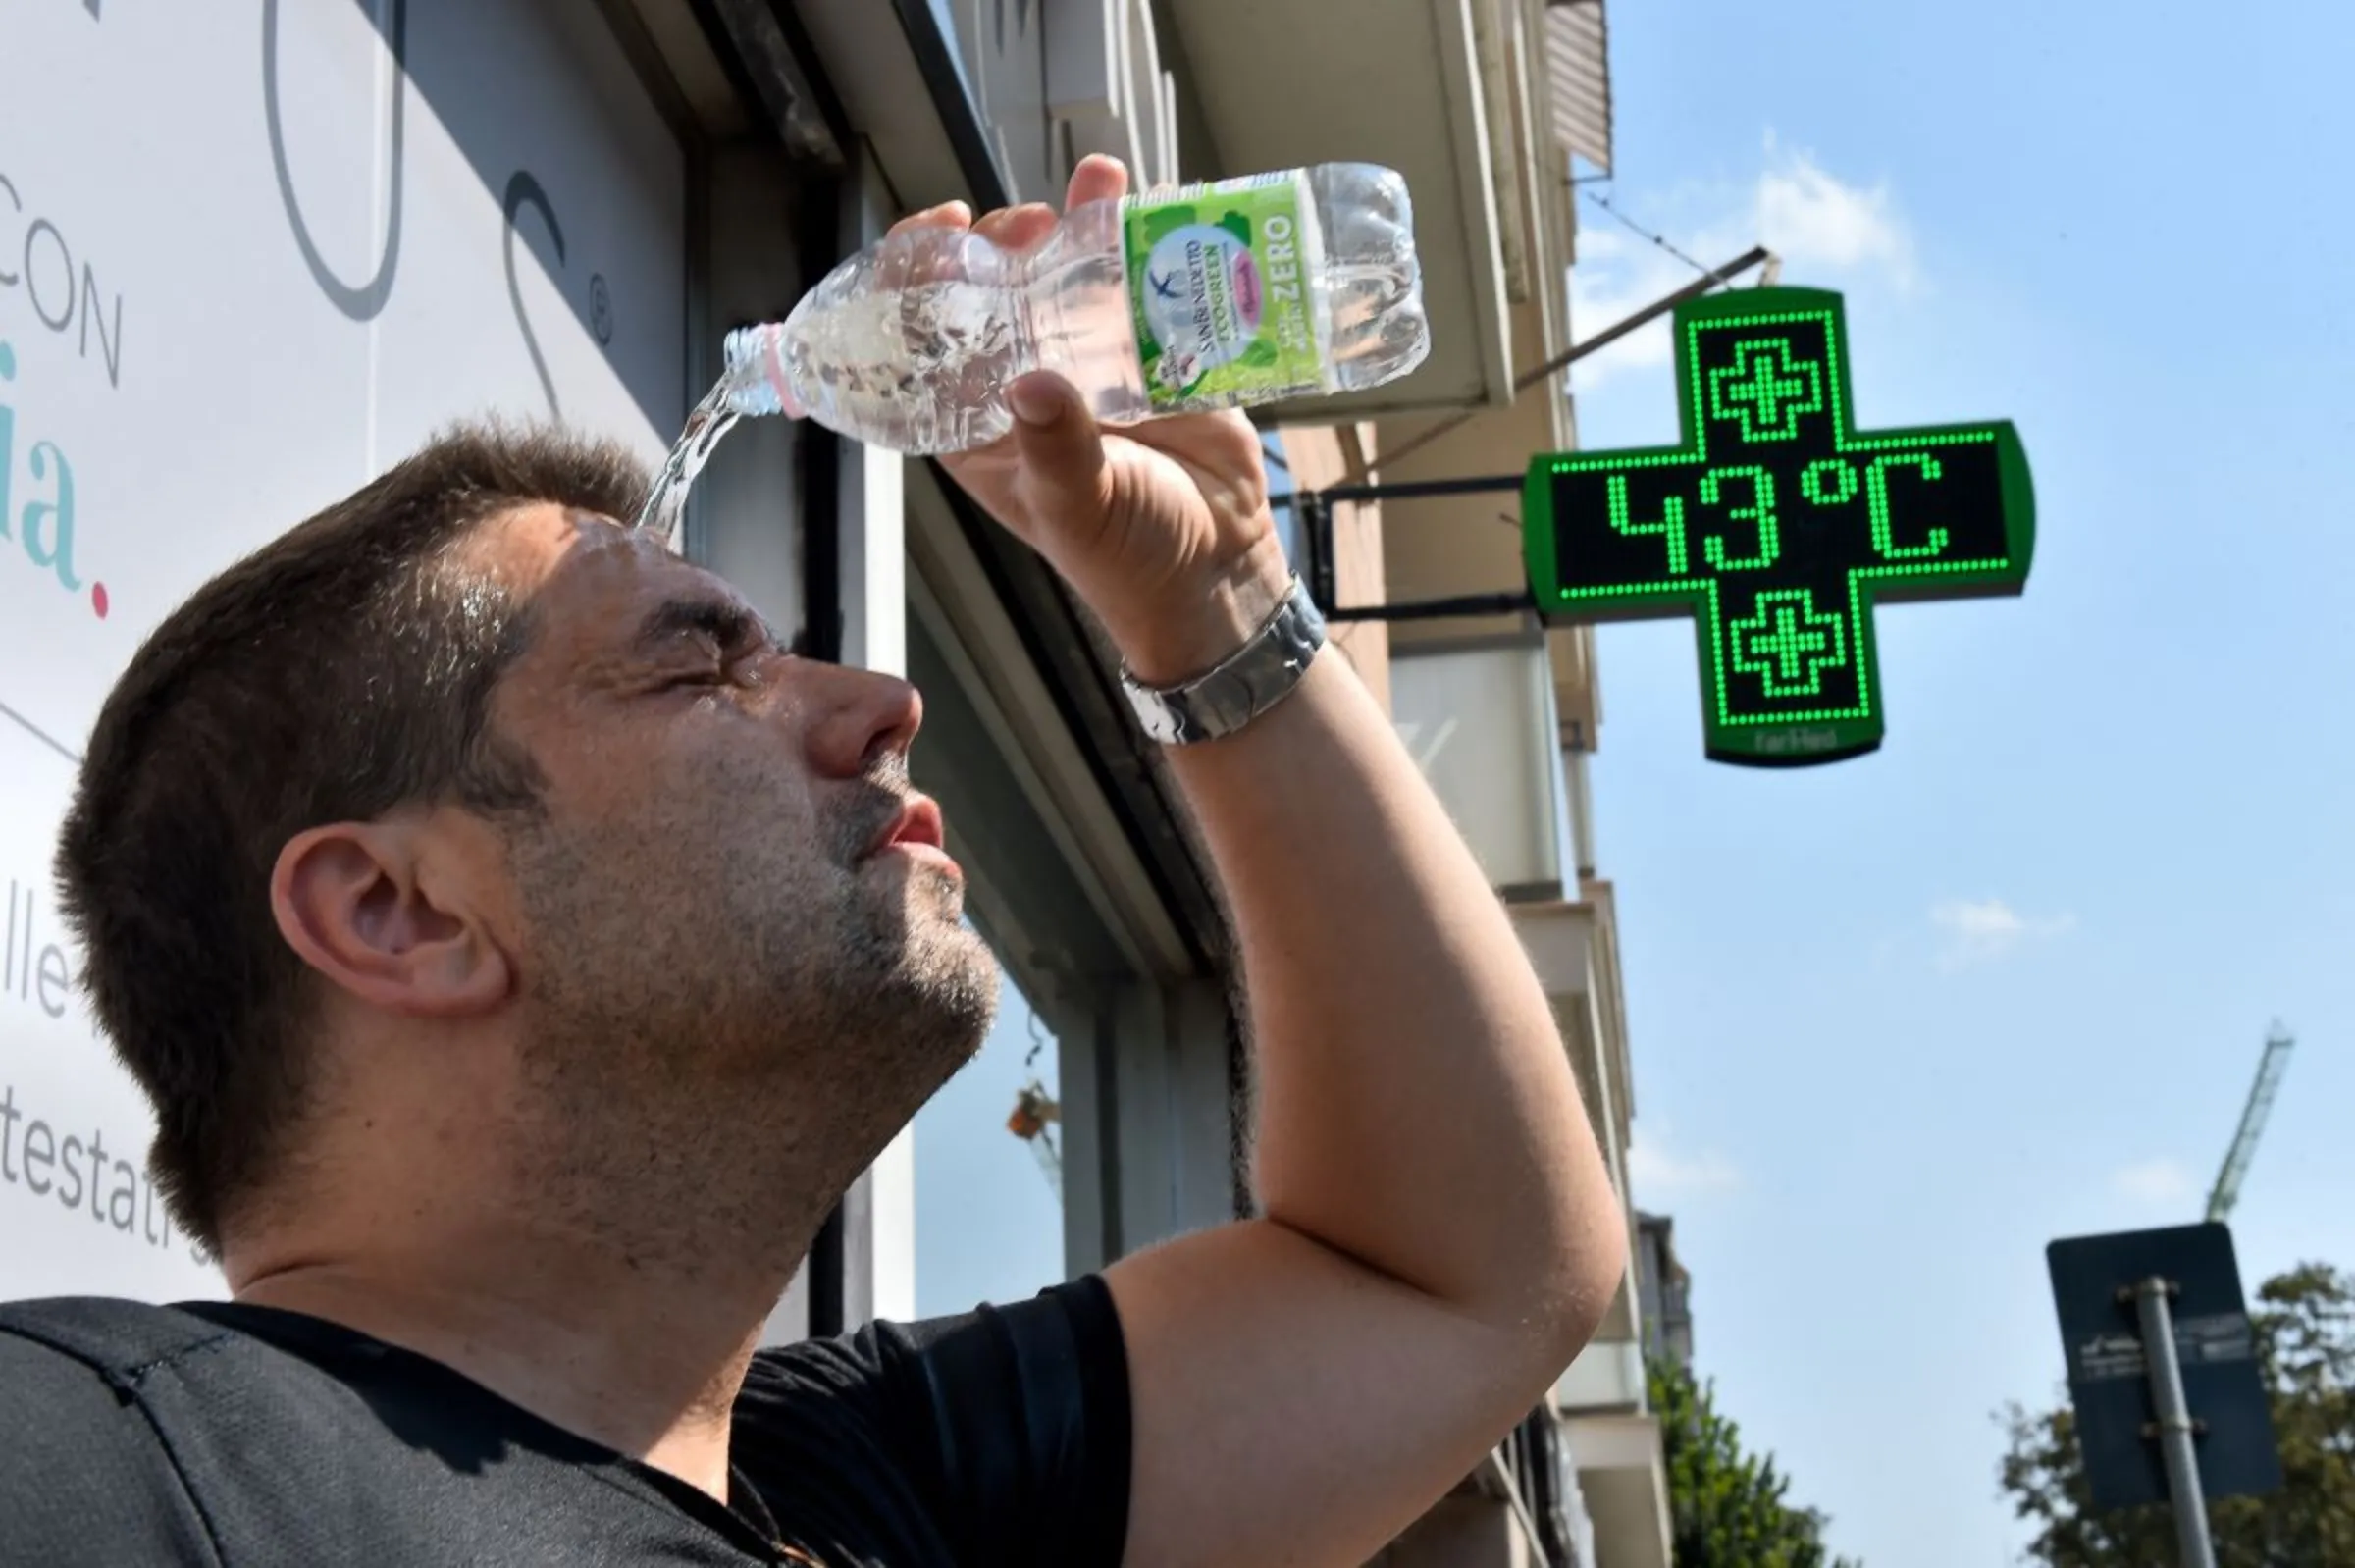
[{"xmin": 0, "ymin": 1277, "xmax": 1130, "ymax": 1566}]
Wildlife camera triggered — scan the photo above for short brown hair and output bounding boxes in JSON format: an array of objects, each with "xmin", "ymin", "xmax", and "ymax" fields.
[{"xmin": 55, "ymin": 422, "xmax": 651, "ymax": 1254}]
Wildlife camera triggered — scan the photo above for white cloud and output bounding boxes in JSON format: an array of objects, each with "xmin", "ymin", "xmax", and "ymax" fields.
[
  {"xmin": 1567, "ymin": 135, "xmax": 1917, "ymax": 397},
  {"xmin": 1628, "ymin": 1131, "xmax": 1742, "ymax": 1200},
  {"xmin": 1928, "ymin": 898, "xmax": 2076, "ymax": 971},
  {"xmin": 2111, "ymin": 1158, "xmax": 2198, "ymax": 1206},
  {"xmin": 1755, "ymin": 132, "xmax": 1916, "ymax": 288},
  {"xmin": 1567, "ymin": 225, "xmax": 1695, "ymax": 392}
]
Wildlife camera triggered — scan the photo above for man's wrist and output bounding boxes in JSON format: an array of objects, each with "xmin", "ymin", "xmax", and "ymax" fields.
[
  {"xmin": 1101, "ymin": 536, "xmax": 1295, "ymax": 688},
  {"xmin": 1118, "ymin": 575, "xmax": 1325, "ymax": 747}
]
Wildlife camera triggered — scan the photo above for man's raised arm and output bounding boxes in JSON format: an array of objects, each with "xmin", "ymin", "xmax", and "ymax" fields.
[
  {"xmin": 1098, "ymin": 580, "xmax": 1625, "ymax": 1567},
  {"xmin": 929, "ymin": 155, "xmax": 1625, "ymax": 1568}
]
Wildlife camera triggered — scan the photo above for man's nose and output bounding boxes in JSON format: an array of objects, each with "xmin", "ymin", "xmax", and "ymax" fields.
[{"xmin": 801, "ymin": 662, "xmax": 924, "ymax": 777}]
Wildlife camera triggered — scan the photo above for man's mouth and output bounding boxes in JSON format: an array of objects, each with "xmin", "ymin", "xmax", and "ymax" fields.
[{"xmin": 862, "ymin": 795, "xmax": 959, "ymax": 877}]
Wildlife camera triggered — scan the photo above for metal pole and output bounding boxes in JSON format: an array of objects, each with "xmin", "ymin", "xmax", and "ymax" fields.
[
  {"xmin": 1297, "ymin": 492, "xmax": 1335, "ymax": 617},
  {"xmin": 2135, "ymin": 1276, "xmax": 2218, "ymax": 1568},
  {"xmin": 1328, "ymin": 590, "xmax": 1534, "ymax": 625},
  {"xmin": 1270, "ymin": 472, "xmax": 1531, "ymax": 509}
]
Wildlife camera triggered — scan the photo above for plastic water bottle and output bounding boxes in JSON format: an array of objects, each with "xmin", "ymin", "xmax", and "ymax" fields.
[{"xmin": 717, "ymin": 165, "xmax": 1429, "ymax": 457}]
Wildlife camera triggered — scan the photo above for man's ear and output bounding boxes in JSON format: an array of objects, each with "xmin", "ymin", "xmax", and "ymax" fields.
[{"xmin": 270, "ymin": 817, "xmax": 512, "ymax": 1017}]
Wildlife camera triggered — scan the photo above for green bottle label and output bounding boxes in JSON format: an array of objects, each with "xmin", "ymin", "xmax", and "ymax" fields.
[{"xmin": 1122, "ymin": 171, "xmax": 1328, "ymax": 413}]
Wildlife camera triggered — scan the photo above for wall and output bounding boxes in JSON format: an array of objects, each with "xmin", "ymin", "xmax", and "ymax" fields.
[
  {"xmin": 1, "ymin": 0, "xmax": 686, "ymax": 1300},
  {"xmin": 1278, "ymin": 422, "xmax": 1390, "ymax": 712}
]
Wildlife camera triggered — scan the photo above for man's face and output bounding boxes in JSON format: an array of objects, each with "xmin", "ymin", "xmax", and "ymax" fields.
[{"xmin": 470, "ymin": 505, "xmax": 997, "ymax": 1208}]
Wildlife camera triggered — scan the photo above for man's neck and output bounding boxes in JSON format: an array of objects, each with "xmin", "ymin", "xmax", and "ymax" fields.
[{"xmin": 229, "ymin": 1221, "xmax": 808, "ymax": 1502}]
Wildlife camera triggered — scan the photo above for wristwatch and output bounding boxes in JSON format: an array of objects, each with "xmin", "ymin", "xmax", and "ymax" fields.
[{"xmin": 1121, "ymin": 575, "xmax": 1328, "ymax": 746}]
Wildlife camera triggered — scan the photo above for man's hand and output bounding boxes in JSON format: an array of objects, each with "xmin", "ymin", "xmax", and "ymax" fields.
[{"xmin": 901, "ymin": 155, "xmax": 1290, "ymax": 684}]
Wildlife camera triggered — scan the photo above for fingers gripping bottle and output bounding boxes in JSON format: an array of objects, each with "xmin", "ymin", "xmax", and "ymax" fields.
[{"xmin": 720, "ymin": 165, "xmax": 1429, "ymax": 457}]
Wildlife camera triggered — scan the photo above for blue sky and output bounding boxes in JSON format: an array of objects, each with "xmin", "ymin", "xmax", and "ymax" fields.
[
  {"xmin": 914, "ymin": 4, "xmax": 2355, "ymax": 1563},
  {"xmin": 913, "ymin": 968, "xmax": 1067, "ymax": 1321},
  {"xmin": 1563, "ymin": 2, "xmax": 2355, "ymax": 1562}
]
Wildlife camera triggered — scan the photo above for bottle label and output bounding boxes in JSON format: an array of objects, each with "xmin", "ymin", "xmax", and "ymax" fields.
[{"xmin": 1122, "ymin": 172, "xmax": 1326, "ymax": 413}]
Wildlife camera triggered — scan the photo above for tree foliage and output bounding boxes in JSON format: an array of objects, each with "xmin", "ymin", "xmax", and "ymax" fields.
[
  {"xmin": 1648, "ymin": 1354, "xmax": 1859, "ymax": 1567},
  {"xmin": 2000, "ymin": 1262, "xmax": 2355, "ymax": 1566}
]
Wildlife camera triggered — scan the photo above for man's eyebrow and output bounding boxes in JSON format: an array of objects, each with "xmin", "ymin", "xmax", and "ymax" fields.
[{"xmin": 632, "ymin": 596, "xmax": 771, "ymax": 655}]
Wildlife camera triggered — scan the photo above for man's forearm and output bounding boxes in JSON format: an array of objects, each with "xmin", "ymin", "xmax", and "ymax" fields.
[{"xmin": 1159, "ymin": 642, "xmax": 1625, "ymax": 1337}]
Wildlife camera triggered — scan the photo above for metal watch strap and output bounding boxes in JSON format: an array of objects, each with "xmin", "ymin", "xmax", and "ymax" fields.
[{"xmin": 1121, "ymin": 576, "xmax": 1328, "ymax": 746}]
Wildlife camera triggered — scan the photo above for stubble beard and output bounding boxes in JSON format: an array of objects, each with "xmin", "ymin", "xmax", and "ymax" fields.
[{"xmin": 499, "ymin": 784, "xmax": 1000, "ymax": 1271}]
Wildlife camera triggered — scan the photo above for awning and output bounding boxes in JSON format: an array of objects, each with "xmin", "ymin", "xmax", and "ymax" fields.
[{"xmin": 1544, "ymin": 0, "xmax": 1614, "ymax": 177}]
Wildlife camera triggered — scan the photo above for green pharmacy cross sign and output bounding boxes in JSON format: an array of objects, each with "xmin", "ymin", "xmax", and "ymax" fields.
[{"xmin": 1522, "ymin": 287, "xmax": 2035, "ymax": 765}]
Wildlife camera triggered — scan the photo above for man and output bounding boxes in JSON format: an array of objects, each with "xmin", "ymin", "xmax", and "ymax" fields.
[{"xmin": 0, "ymin": 159, "xmax": 1623, "ymax": 1565}]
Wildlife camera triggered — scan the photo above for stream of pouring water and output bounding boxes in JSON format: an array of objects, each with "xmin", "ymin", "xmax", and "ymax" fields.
[{"xmin": 634, "ymin": 380, "xmax": 742, "ymax": 552}]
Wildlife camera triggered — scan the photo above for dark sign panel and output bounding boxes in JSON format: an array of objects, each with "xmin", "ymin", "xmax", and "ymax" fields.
[
  {"xmin": 1522, "ymin": 287, "xmax": 2035, "ymax": 765},
  {"xmin": 2046, "ymin": 1223, "xmax": 2282, "ymax": 1512}
]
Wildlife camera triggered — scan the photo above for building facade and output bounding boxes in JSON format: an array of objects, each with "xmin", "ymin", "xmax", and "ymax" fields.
[
  {"xmin": 1637, "ymin": 1211, "xmax": 1696, "ymax": 1372},
  {"xmin": 1250, "ymin": 5, "xmax": 1675, "ymax": 1563},
  {"xmin": 5, "ymin": 1, "xmax": 1670, "ymax": 1562}
]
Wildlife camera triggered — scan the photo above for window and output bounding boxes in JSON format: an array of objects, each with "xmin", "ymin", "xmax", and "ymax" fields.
[{"xmin": 913, "ymin": 962, "xmax": 1067, "ymax": 1316}]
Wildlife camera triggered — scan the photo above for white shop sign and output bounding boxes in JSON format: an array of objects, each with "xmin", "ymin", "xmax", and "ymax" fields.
[{"xmin": 1, "ymin": 0, "xmax": 687, "ymax": 1301}]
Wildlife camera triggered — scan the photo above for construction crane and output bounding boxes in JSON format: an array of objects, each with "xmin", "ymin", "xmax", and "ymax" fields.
[
  {"xmin": 1006, "ymin": 1083, "xmax": 1062, "ymax": 1199},
  {"xmin": 2204, "ymin": 1021, "xmax": 2295, "ymax": 1223}
]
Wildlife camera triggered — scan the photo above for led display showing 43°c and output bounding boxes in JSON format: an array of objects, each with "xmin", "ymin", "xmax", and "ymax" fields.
[{"xmin": 1522, "ymin": 287, "xmax": 2035, "ymax": 766}]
